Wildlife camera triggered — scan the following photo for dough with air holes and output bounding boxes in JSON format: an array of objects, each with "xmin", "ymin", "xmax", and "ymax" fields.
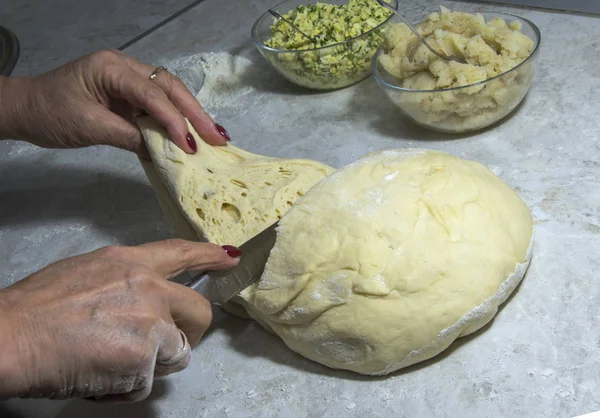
[{"xmin": 137, "ymin": 116, "xmax": 334, "ymax": 246}]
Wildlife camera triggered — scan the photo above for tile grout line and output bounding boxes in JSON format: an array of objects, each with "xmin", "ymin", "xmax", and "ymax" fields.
[
  {"xmin": 118, "ymin": 0, "xmax": 207, "ymax": 51},
  {"xmin": 454, "ymin": 0, "xmax": 600, "ymax": 17}
]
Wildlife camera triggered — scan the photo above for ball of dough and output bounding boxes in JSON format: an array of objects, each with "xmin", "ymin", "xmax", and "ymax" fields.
[{"xmin": 241, "ymin": 149, "xmax": 533, "ymax": 375}]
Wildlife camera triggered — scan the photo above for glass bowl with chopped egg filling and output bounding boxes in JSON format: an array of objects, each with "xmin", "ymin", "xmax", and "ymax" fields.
[
  {"xmin": 372, "ymin": 7, "xmax": 541, "ymax": 133},
  {"xmin": 251, "ymin": 0, "xmax": 398, "ymax": 90}
]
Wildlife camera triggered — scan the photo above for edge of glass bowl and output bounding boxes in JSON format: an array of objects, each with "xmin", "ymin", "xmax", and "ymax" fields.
[
  {"xmin": 250, "ymin": 0, "xmax": 399, "ymax": 54},
  {"xmin": 371, "ymin": 11, "xmax": 542, "ymax": 94}
]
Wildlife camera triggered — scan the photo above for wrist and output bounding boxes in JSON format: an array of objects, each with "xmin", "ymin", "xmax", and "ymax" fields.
[
  {"xmin": 0, "ymin": 75, "xmax": 35, "ymax": 141},
  {"xmin": 0, "ymin": 289, "xmax": 33, "ymax": 399}
]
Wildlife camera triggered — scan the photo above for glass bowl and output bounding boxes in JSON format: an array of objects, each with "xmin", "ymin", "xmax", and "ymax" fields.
[
  {"xmin": 251, "ymin": 0, "xmax": 398, "ymax": 91},
  {"xmin": 372, "ymin": 12, "xmax": 541, "ymax": 133}
]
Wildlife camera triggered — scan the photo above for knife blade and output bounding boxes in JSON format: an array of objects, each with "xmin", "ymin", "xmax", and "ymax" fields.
[{"xmin": 184, "ymin": 222, "xmax": 278, "ymax": 304}]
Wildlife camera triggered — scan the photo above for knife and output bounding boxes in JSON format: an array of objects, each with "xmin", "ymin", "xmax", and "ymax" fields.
[{"xmin": 183, "ymin": 222, "xmax": 278, "ymax": 304}]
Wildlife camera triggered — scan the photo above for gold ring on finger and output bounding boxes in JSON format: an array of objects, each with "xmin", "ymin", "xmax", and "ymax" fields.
[
  {"xmin": 166, "ymin": 329, "xmax": 190, "ymax": 365},
  {"xmin": 149, "ymin": 65, "xmax": 168, "ymax": 81}
]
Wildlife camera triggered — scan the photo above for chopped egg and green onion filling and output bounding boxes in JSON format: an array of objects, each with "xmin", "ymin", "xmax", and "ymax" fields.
[{"xmin": 263, "ymin": 0, "xmax": 393, "ymax": 89}]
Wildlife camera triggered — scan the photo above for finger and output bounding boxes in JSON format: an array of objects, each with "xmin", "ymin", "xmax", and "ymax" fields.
[
  {"xmin": 116, "ymin": 53, "xmax": 230, "ymax": 146},
  {"xmin": 149, "ymin": 71, "xmax": 230, "ymax": 146},
  {"xmin": 89, "ymin": 361, "xmax": 155, "ymax": 403},
  {"xmin": 84, "ymin": 324, "xmax": 190, "ymax": 403},
  {"xmin": 130, "ymin": 239, "xmax": 241, "ymax": 280},
  {"xmin": 165, "ymin": 282, "xmax": 214, "ymax": 347},
  {"xmin": 80, "ymin": 103, "xmax": 149, "ymax": 155},
  {"xmin": 100, "ymin": 65, "xmax": 196, "ymax": 154},
  {"xmin": 155, "ymin": 324, "xmax": 192, "ymax": 377},
  {"xmin": 93, "ymin": 386, "xmax": 152, "ymax": 404}
]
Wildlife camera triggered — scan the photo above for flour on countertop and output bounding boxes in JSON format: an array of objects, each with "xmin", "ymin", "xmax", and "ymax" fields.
[
  {"xmin": 195, "ymin": 52, "xmax": 258, "ymax": 111},
  {"xmin": 5, "ymin": 141, "xmax": 41, "ymax": 158},
  {"xmin": 159, "ymin": 51, "xmax": 380, "ymax": 168},
  {"xmin": 162, "ymin": 51, "xmax": 264, "ymax": 120}
]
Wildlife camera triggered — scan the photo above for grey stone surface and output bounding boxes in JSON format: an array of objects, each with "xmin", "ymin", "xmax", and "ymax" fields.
[
  {"xmin": 0, "ymin": 0, "xmax": 194, "ymax": 76},
  {"xmin": 2, "ymin": 0, "xmax": 600, "ymax": 417}
]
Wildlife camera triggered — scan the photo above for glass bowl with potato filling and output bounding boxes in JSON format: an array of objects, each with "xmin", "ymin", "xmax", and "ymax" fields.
[
  {"xmin": 252, "ymin": 0, "xmax": 397, "ymax": 90},
  {"xmin": 372, "ymin": 7, "xmax": 541, "ymax": 133}
]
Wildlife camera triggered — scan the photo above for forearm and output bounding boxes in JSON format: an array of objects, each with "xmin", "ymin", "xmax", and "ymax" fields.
[{"xmin": 0, "ymin": 75, "xmax": 34, "ymax": 142}]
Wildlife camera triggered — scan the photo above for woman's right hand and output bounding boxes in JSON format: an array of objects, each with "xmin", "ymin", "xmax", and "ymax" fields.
[{"xmin": 0, "ymin": 239, "xmax": 241, "ymax": 402}]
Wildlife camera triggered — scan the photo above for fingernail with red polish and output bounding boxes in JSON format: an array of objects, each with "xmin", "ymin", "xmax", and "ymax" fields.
[
  {"xmin": 215, "ymin": 124, "xmax": 231, "ymax": 141},
  {"xmin": 222, "ymin": 245, "xmax": 242, "ymax": 258},
  {"xmin": 186, "ymin": 132, "xmax": 197, "ymax": 153}
]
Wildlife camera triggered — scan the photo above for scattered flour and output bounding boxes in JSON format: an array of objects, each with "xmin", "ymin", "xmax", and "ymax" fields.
[
  {"xmin": 158, "ymin": 50, "xmax": 378, "ymax": 167},
  {"xmin": 5, "ymin": 141, "xmax": 41, "ymax": 158},
  {"xmin": 195, "ymin": 52, "xmax": 259, "ymax": 110},
  {"xmin": 163, "ymin": 52, "xmax": 264, "ymax": 120}
]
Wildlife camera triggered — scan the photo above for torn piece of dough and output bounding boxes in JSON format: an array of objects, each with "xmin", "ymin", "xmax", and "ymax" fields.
[
  {"xmin": 137, "ymin": 115, "xmax": 335, "ymax": 246},
  {"xmin": 240, "ymin": 149, "xmax": 534, "ymax": 375}
]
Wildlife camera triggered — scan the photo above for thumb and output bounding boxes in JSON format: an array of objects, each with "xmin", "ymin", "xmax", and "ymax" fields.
[
  {"xmin": 131, "ymin": 239, "xmax": 241, "ymax": 279},
  {"xmin": 84, "ymin": 104, "xmax": 148, "ymax": 155}
]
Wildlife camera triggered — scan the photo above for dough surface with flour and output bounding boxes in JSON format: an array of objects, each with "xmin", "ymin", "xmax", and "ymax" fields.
[{"xmin": 239, "ymin": 149, "xmax": 533, "ymax": 375}]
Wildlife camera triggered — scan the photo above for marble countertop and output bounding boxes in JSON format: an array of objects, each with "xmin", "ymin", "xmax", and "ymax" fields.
[
  {"xmin": 0, "ymin": 0, "xmax": 195, "ymax": 76},
  {"xmin": 2, "ymin": 0, "xmax": 600, "ymax": 417}
]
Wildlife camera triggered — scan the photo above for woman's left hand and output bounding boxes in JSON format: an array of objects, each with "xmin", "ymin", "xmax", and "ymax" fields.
[{"xmin": 0, "ymin": 49, "xmax": 230, "ymax": 156}]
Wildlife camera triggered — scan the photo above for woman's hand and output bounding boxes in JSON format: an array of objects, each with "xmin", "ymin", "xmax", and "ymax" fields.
[
  {"xmin": 0, "ymin": 239, "xmax": 241, "ymax": 402},
  {"xmin": 0, "ymin": 49, "xmax": 230, "ymax": 155}
]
